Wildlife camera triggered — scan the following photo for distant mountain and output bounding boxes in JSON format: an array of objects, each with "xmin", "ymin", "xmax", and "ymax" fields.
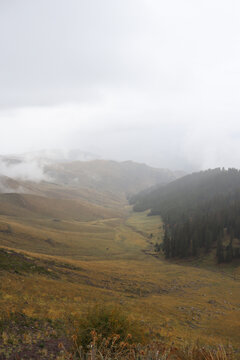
[
  {"xmin": 131, "ymin": 168, "xmax": 240, "ymax": 263},
  {"xmin": 0, "ymin": 152, "xmax": 183, "ymax": 197},
  {"xmin": 45, "ymin": 159, "xmax": 183, "ymax": 196}
]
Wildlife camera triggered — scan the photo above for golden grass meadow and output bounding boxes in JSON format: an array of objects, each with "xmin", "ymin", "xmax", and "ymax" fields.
[{"xmin": 0, "ymin": 198, "xmax": 240, "ymax": 358}]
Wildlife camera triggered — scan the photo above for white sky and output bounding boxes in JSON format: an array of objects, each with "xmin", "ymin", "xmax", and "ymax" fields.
[{"xmin": 1, "ymin": 0, "xmax": 240, "ymax": 170}]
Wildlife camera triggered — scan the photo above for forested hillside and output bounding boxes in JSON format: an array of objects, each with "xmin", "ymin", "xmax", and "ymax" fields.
[{"xmin": 132, "ymin": 168, "xmax": 240, "ymax": 263}]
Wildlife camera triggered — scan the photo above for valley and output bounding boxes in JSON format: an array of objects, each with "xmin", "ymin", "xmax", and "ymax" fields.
[{"xmin": 0, "ymin": 161, "xmax": 240, "ymax": 358}]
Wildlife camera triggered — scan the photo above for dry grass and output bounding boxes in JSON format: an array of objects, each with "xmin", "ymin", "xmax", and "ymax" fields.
[
  {"xmin": 0, "ymin": 192, "xmax": 122, "ymax": 221},
  {"xmin": 0, "ymin": 209, "xmax": 240, "ymax": 358},
  {"xmin": 61, "ymin": 333, "xmax": 236, "ymax": 360}
]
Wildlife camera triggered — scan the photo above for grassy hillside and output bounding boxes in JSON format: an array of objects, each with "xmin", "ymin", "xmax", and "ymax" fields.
[
  {"xmin": 0, "ymin": 193, "xmax": 121, "ymax": 220},
  {"xmin": 0, "ymin": 212, "xmax": 240, "ymax": 357},
  {"xmin": 34, "ymin": 181, "xmax": 127, "ymax": 208}
]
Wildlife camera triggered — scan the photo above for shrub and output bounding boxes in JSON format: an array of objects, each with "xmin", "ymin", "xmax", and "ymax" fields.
[{"xmin": 71, "ymin": 304, "xmax": 145, "ymax": 350}]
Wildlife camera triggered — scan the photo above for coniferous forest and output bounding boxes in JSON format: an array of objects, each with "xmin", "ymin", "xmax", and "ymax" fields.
[{"xmin": 131, "ymin": 168, "xmax": 240, "ymax": 263}]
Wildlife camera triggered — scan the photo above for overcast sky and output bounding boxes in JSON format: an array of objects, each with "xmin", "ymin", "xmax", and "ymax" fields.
[{"xmin": 1, "ymin": 0, "xmax": 240, "ymax": 170}]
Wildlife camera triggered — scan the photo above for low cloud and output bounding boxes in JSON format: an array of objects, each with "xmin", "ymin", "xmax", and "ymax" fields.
[
  {"xmin": 0, "ymin": 181, "xmax": 26, "ymax": 194},
  {"xmin": 0, "ymin": 158, "xmax": 51, "ymax": 182}
]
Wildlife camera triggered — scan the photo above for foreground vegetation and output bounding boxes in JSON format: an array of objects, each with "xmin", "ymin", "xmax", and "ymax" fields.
[
  {"xmin": 0, "ymin": 306, "xmax": 238, "ymax": 359},
  {"xmin": 63, "ymin": 305, "xmax": 238, "ymax": 359},
  {"xmin": 64, "ymin": 338, "xmax": 236, "ymax": 360}
]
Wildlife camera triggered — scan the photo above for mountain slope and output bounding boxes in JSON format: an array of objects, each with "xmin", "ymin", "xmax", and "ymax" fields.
[{"xmin": 0, "ymin": 193, "xmax": 118, "ymax": 221}]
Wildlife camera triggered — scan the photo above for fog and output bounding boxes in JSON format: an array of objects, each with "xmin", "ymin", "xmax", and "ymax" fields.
[
  {"xmin": 0, "ymin": 157, "xmax": 51, "ymax": 182},
  {"xmin": 1, "ymin": 0, "xmax": 240, "ymax": 171}
]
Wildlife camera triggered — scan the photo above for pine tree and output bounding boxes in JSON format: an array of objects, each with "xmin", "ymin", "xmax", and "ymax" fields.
[
  {"xmin": 225, "ymin": 240, "xmax": 233, "ymax": 262},
  {"xmin": 216, "ymin": 237, "xmax": 224, "ymax": 263},
  {"xmin": 205, "ymin": 229, "xmax": 212, "ymax": 253},
  {"xmin": 163, "ymin": 228, "xmax": 171, "ymax": 258}
]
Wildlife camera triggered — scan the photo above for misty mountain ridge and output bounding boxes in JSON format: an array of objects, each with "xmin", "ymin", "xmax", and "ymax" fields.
[
  {"xmin": 45, "ymin": 159, "xmax": 184, "ymax": 195},
  {"xmin": 0, "ymin": 151, "xmax": 184, "ymax": 197},
  {"xmin": 0, "ymin": 149, "xmax": 102, "ymax": 183}
]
